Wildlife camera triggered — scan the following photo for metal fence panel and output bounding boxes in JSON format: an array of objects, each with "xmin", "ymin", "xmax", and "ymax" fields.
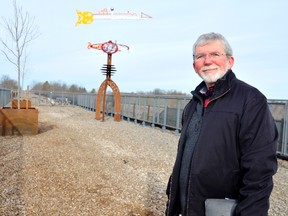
[
  {"xmin": 0, "ymin": 88, "xmax": 10, "ymax": 107},
  {"xmin": 77, "ymin": 93, "xmax": 288, "ymax": 159},
  {"xmin": 14, "ymin": 90, "xmax": 288, "ymax": 159}
]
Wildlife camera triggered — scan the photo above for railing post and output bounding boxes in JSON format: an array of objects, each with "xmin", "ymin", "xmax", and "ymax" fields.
[
  {"xmin": 134, "ymin": 96, "xmax": 139, "ymax": 124},
  {"xmin": 284, "ymin": 101, "xmax": 288, "ymax": 155},
  {"xmin": 133, "ymin": 103, "xmax": 136, "ymax": 120},
  {"xmin": 147, "ymin": 105, "xmax": 150, "ymax": 121},
  {"xmin": 175, "ymin": 99, "xmax": 181, "ymax": 134},
  {"xmin": 90, "ymin": 94, "xmax": 92, "ymax": 110},
  {"xmin": 156, "ymin": 97, "xmax": 160, "ymax": 124},
  {"xmin": 162, "ymin": 98, "xmax": 167, "ymax": 132},
  {"xmin": 142, "ymin": 97, "xmax": 146, "ymax": 126},
  {"xmin": 151, "ymin": 98, "xmax": 156, "ymax": 128},
  {"xmin": 127, "ymin": 96, "xmax": 131, "ymax": 122},
  {"xmin": 122, "ymin": 95, "xmax": 126, "ymax": 120}
]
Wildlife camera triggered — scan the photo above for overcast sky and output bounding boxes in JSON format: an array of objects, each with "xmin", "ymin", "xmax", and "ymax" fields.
[{"xmin": 0, "ymin": 0, "xmax": 287, "ymax": 99}]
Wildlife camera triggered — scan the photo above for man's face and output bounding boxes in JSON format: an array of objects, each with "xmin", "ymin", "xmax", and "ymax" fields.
[{"xmin": 193, "ymin": 40, "xmax": 234, "ymax": 86}]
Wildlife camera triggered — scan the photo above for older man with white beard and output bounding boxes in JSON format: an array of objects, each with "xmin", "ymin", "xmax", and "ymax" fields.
[{"xmin": 165, "ymin": 32, "xmax": 278, "ymax": 216}]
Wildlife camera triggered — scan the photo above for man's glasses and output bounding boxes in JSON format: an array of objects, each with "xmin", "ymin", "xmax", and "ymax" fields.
[{"xmin": 194, "ymin": 52, "xmax": 228, "ymax": 61}]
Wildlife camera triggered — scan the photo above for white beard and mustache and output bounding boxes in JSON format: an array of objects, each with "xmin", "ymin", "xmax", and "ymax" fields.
[{"xmin": 197, "ymin": 63, "xmax": 231, "ymax": 84}]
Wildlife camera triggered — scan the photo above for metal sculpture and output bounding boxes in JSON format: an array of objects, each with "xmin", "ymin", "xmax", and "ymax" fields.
[
  {"xmin": 88, "ymin": 40, "xmax": 129, "ymax": 122},
  {"xmin": 76, "ymin": 8, "xmax": 152, "ymax": 26}
]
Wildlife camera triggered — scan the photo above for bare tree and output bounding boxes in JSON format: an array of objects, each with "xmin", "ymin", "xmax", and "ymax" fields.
[
  {"xmin": 0, "ymin": 0, "xmax": 39, "ymax": 108},
  {"xmin": 0, "ymin": 75, "xmax": 18, "ymax": 89},
  {"xmin": 21, "ymin": 50, "xmax": 28, "ymax": 90}
]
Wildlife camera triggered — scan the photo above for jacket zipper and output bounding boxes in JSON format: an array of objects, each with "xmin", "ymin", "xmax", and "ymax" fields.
[
  {"xmin": 205, "ymin": 88, "xmax": 231, "ymax": 107},
  {"xmin": 185, "ymin": 87, "xmax": 231, "ymax": 215}
]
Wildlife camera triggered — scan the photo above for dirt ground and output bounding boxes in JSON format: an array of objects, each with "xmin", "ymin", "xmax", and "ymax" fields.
[{"xmin": 1, "ymin": 105, "xmax": 288, "ymax": 216}]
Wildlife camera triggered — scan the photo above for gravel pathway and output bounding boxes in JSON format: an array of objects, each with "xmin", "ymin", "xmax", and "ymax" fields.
[{"xmin": 0, "ymin": 105, "xmax": 287, "ymax": 215}]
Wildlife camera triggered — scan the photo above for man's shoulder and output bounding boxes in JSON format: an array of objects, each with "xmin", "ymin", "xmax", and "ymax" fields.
[
  {"xmin": 231, "ymin": 78, "xmax": 268, "ymax": 107},
  {"xmin": 233, "ymin": 78, "xmax": 265, "ymax": 97}
]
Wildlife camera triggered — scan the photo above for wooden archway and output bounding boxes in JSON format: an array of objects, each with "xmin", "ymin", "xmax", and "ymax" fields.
[{"xmin": 95, "ymin": 78, "xmax": 121, "ymax": 121}]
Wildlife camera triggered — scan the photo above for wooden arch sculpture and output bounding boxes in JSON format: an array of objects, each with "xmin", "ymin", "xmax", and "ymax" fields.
[
  {"xmin": 96, "ymin": 77, "xmax": 121, "ymax": 121},
  {"xmin": 88, "ymin": 40, "xmax": 129, "ymax": 121}
]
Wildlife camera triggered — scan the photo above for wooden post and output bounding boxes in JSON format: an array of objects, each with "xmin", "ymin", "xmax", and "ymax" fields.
[{"xmin": 26, "ymin": 85, "xmax": 29, "ymax": 110}]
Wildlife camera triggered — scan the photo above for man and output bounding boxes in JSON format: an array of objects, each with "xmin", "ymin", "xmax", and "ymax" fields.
[{"xmin": 165, "ymin": 32, "xmax": 278, "ymax": 216}]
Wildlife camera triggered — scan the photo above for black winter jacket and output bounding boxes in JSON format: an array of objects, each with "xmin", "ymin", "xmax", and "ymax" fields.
[{"xmin": 166, "ymin": 70, "xmax": 278, "ymax": 216}]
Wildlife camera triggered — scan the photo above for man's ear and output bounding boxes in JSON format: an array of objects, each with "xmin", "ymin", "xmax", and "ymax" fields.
[{"xmin": 228, "ymin": 56, "xmax": 235, "ymax": 68}]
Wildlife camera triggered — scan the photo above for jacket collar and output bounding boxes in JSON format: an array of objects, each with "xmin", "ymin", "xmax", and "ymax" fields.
[{"xmin": 192, "ymin": 69, "xmax": 236, "ymax": 100}]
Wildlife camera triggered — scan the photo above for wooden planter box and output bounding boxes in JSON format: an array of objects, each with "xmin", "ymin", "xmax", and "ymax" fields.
[
  {"xmin": 11, "ymin": 99, "xmax": 31, "ymax": 109},
  {"xmin": 0, "ymin": 107, "xmax": 38, "ymax": 136}
]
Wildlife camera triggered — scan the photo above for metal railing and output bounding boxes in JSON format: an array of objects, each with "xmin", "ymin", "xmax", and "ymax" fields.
[
  {"xmin": 9, "ymin": 90, "xmax": 288, "ymax": 159},
  {"xmin": 268, "ymin": 100, "xmax": 288, "ymax": 159},
  {"xmin": 0, "ymin": 88, "xmax": 11, "ymax": 107},
  {"xmin": 77, "ymin": 93, "xmax": 288, "ymax": 159},
  {"xmin": 77, "ymin": 93, "xmax": 189, "ymax": 133}
]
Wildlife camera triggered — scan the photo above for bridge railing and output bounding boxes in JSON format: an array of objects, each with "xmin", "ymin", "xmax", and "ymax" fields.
[
  {"xmin": 15, "ymin": 90, "xmax": 288, "ymax": 159},
  {"xmin": 78, "ymin": 93, "xmax": 288, "ymax": 159}
]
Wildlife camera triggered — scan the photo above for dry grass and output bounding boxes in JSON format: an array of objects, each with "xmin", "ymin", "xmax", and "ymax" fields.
[{"xmin": 0, "ymin": 105, "xmax": 287, "ymax": 215}]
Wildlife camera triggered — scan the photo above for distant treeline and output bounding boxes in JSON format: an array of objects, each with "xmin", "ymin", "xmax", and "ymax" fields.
[
  {"xmin": 0, "ymin": 75, "xmax": 92, "ymax": 93},
  {"xmin": 0, "ymin": 74, "xmax": 188, "ymax": 96}
]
